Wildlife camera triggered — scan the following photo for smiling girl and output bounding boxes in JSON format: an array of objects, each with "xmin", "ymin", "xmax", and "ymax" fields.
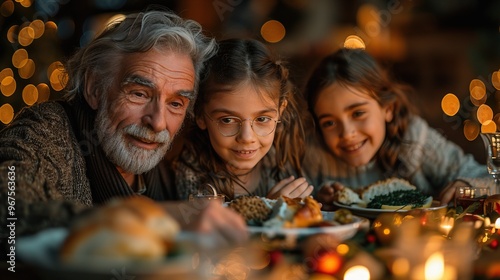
[
  {"xmin": 303, "ymin": 48, "xmax": 493, "ymax": 207},
  {"xmin": 171, "ymin": 39, "xmax": 313, "ymax": 200}
]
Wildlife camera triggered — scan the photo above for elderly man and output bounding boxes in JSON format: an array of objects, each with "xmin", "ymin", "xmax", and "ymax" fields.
[{"xmin": 0, "ymin": 9, "xmax": 246, "ymax": 247}]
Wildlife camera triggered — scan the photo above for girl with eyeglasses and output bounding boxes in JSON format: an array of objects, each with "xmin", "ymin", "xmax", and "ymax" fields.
[{"xmin": 170, "ymin": 38, "xmax": 314, "ymax": 201}]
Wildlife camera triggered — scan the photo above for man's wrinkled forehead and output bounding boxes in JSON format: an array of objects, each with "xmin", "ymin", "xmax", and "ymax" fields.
[{"xmin": 121, "ymin": 74, "xmax": 195, "ymax": 101}]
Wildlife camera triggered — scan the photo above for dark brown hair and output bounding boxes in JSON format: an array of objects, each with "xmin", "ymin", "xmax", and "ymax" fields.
[
  {"xmin": 182, "ymin": 38, "xmax": 310, "ymax": 198},
  {"xmin": 305, "ymin": 48, "xmax": 415, "ymax": 173}
]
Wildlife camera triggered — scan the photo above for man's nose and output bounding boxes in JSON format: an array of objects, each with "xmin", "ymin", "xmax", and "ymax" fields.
[{"xmin": 142, "ymin": 102, "xmax": 168, "ymax": 132}]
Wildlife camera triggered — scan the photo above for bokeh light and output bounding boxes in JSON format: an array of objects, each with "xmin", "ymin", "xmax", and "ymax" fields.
[
  {"xmin": 18, "ymin": 26, "xmax": 35, "ymax": 46},
  {"xmin": 261, "ymin": 20, "xmax": 286, "ymax": 43},
  {"xmin": 492, "ymin": 71, "xmax": 500, "ymax": 90},
  {"xmin": 481, "ymin": 119, "xmax": 497, "ymax": 133},
  {"xmin": 7, "ymin": 25, "xmax": 18, "ymax": 43},
  {"xmin": 1, "ymin": 76, "xmax": 16, "ymax": 97},
  {"xmin": 477, "ymin": 104, "xmax": 493, "ymax": 124},
  {"xmin": 37, "ymin": 83, "xmax": 51, "ymax": 102},
  {"xmin": 0, "ymin": 104, "xmax": 14, "ymax": 125},
  {"xmin": 12, "ymin": 49, "xmax": 29, "ymax": 68},
  {"xmin": 441, "ymin": 93, "xmax": 460, "ymax": 116},
  {"xmin": 344, "ymin": 35, "xmax": 366, "ymax": 49},
  {"xmin": 30, "ymin": 19, "xmax": 45, "ymax": 39},
  {"xmin": 463, "ymin": 119, "xmax": 480, "ymax": 141},
  {"xmin": 18, "ymin": 59, "xmax": 35, "ymax": 79},
  {"xmin": 22, "ymin": 84, "xmax": 38, "ymax": 105},
  {"xmin": 0, "ymin": 0, "xmax": 14, "ymax": 17}
]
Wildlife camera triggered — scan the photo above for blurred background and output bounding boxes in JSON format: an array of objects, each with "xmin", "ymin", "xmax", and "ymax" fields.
[{"xmin": 0, "ymin": 0, "xmax": 499, "ymax": 163}]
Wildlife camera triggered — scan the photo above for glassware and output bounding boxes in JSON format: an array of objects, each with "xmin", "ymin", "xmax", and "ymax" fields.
[
  {"xmin": 479, "ymin": 132, "xmax": 500, "ymax": 194},
  {"xmin": 189, "ymin": 184, "xmax": 225, "ymax": 205},
  {"xmin": 454, "ymin": 186, "xmax": 490, "ymax": 215}
]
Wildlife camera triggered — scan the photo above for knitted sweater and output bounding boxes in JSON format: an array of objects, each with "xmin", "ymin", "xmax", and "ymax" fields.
[{"xmin": 0, "ymin": 100, "xmax": 176, "ymax": 246}]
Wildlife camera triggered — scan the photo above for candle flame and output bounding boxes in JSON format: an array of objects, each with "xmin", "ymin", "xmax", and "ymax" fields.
[
  {"xmin": 425, "ymin": 252, "xmax": 444, "ymax": 280},
  {"xmin": 344, "ymin": 265, "xmax": 370, "ymax": 280}
]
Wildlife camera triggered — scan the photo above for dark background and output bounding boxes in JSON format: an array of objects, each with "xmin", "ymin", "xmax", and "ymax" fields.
[{"xmin": 1, "ymin": 0, "xmax": 499, "ymax": 163}]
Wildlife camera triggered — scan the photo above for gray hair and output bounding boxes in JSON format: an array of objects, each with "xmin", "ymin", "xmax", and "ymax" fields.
[{"xmin": 63, "ymin": 8, "xmax": 217, "ymax": 115}]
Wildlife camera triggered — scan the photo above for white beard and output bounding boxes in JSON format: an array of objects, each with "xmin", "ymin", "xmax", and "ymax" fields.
[{"xmin": 95, "ymin": 101, "xmax": 172, "ymax": 174}]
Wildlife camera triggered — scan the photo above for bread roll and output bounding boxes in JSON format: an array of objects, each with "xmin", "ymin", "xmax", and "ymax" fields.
[{"xmin": 60, "ymin": 196, "xmax": 179, "ymax": 265}]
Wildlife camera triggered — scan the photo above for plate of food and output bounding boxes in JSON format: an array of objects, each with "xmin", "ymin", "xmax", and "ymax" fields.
[
  {"xmin": 227, "ymin": 195, "xmax": 369, "ymax": 240},
  {"xmin": 332, "ymin": 178, "xmax": 447, "ymax": 219},
  {"xmin": 17, "ymin": 196, "xmax": 201, "ymax": 279}
]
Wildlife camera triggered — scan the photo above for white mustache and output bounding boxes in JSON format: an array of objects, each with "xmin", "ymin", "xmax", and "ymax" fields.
[{"xmin": 123, "ymin": 124, "xmax": 170, "ymax": 144}]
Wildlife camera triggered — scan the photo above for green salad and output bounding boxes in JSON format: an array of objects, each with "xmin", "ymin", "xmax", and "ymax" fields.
[{"xmin": 367, "ymin": 189, "xmax": 429, "ymax": 209}]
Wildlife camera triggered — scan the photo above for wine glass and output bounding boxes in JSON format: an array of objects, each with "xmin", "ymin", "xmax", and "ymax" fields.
[{"xmin": 479, "ymin": 132, "xmax": 500, "ymax": 194}]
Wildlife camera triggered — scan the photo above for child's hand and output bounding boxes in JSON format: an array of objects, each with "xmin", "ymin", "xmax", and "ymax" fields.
[
  {"xmin": 316, "ymin": 181, "xmax": 345, "ymax": 211},
  {"xmin": 439, "ymin": 179, "xmax": 471, "ymax": 206},
  {"xmin": 267, "ymin": 176, "xmax": 314, "ymax": 199}
]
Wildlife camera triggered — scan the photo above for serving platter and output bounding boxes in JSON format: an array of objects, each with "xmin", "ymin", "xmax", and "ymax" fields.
[
  {"xmin": 247, "ymin": 211, "xmax": 369, "ymax": 240},
  {"xmin": 333, "ymin": 200, "xmax": 447, "ymax": 219}
]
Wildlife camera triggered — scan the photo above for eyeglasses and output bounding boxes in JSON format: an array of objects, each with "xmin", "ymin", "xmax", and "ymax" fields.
[{"xmin": 205, "ymin": 113, "xmax": 281, "ymax": 137}]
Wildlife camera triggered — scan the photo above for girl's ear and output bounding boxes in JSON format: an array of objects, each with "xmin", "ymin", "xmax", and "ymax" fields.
[
  {"xmin": 196, "ymin": 115, "xmax": 207, "ymax": 130},
  {"xmin": 83, "ymin": 76, "xmax": 99, "ymax": 110},
  {"xmin": 384, "ymin": 103, "xmax": 395, "ymax": 122},
  {"xmin": 279, "ymin": 100, "xmax": 288, "ymax": 115}
]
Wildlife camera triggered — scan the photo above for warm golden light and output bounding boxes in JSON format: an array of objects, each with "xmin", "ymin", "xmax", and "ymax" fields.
[
  {"xmin": 441, "ymin": 93, "xmax": 460, "ymax": 116},
  {"xmin": 22, "ymin": 84, "xmax": 38, "ymax": 105},
  {"xmin": 392, "ymin": 258, "xmax": 410, "ymax": 278},
  {"xmin": 336, "ymin": 243, "xmax": 349, "ymax": 255},
  {"xmin": 344, "ymin": 35, "xmax": 366, "ymax": 49},
  {"xmin": 492, "ymin": 71, "xmax": 500, "ymax": 91},
  {"xmin": 469, "ymin": 78, "xmax": 486, "ymax": 95},
  {"xmin": 260, "ymin": 20, "xmax": 286, "ymax": 43},
  {"xmin": 344, "ymin": 265, "xmax": 370, "ymax": 280},
  {"xmin": 477, "ymin": 104, "xmax": 493, "ymax": 124},
  {"xmin": 482, "ymin": 120, "xmax": 497, "ymax": 133},
  {"xmin": 0, "ymin": 103, "xmax": 14, "ymax": 125},
  {"xmin": 37, "ymin": 83, "xmax": 51, "ymax": 102},
  {"xmin": 463, "ymin": 120, "xmax": 480, "ymax": 141},
  {"xmin": 357, "ymin": 4, "xmax": 380, "ymax": 36},
  {"xmin": 0, "ymin": 68, "xmax": 14, "ymax": 81},
  {"xmin": 495, "ymin": 218, "xmax": 500, "ymax": 229},
  {"xmin": 470, "ymin": 85, "xmax": 486, "ymax": 101},
  {"xmin": 18, "ymin": 26, "xmax": 35, "ymax": 46},
  {"xmin": 19, "ymin": 0, "xmax": 33, "ymax": 8},
  {"xmin": 7, "ymin": 25, "xmax": 18, "ymax": 43},
  {"xmin": 30, "ymin": 19, "xmax": 45, "ymax": 39},
  {"xmin": 45, "ymin": 21, "xmax": 58, "ymax": 33},
  {"xmin": 1, "ymin": 76, "xmax": 16, "ymax": 97},
  {"xmin": 12, "ymin": 48, "xmax": 29, "ymax": 68},
  {"xmin": 50, "ymin": 68, "xmax": 65, "ymax": 91},
  {"xmin": 0, "ymin": 0, "xmax": 14, "ymax": 17},
  {"xmin": 425, "ymin": 252, "xmax": 445, "ymax": 279},
  {"xmin": 18, "ymin": 59, "xmax": 35, "ymax": 79}
]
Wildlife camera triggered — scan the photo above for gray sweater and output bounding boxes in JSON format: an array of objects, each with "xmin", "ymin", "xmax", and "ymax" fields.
[{"xmin": 303, "ymin": 116, "xmax": 494, "ymax": 196}]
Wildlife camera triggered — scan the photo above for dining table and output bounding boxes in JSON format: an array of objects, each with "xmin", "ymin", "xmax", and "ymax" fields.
[{"xmin": 7, "ymin": 198, "xmax": 500, "ymax": 280}]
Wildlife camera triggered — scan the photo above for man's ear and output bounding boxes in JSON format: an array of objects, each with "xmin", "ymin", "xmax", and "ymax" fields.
[{"xmin": 83, "ymin": 76, "xmax": 99, "ymax": 110}]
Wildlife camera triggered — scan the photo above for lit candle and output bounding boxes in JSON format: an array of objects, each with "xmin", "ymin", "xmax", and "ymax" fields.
[
  {"xmin": 411, "ymin": 252, "xmax": 457, "ymax": 280},
  {"xmin": 495, "ymin": 218, "xmax": 500, "ymax": 230},
  {"xmin": 344, "ymin": 265, "xmax": 370, "ymax": 280}
]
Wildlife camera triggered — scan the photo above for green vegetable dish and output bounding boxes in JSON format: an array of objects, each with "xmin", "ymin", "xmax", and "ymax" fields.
[{"xmin": 367, "ymin": 190, "xmax": 428, "ymax": 209}]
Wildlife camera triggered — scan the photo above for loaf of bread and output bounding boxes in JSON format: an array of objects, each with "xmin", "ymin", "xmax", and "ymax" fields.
[{"xmin": 60, "ymin": 196, "xmax": 180, "ymax": 265}]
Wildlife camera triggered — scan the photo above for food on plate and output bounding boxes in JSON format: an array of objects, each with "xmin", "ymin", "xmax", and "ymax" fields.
[
  {"xmin": 229, "ymin": 195, "xmax": 351, "ymax": 228},
  {"xmin": 333, "ymin": 178, "xmax": 432, "ymax": 209},
  {"xmin": 227, "ymin": 195, "xmax": 273, "ymax": 224},
  {"xmin": 60, "ymin": 196, "xmax": 180, "ymax": 265}
]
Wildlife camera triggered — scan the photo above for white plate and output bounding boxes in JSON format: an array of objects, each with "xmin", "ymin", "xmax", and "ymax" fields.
[
  {"xmin": 247, "ymin": 211, "xmax": 369, "ymax": 240},
  {"xmin": 333, "ymin": 200, "xmax": 447, "ymax": 219}
]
